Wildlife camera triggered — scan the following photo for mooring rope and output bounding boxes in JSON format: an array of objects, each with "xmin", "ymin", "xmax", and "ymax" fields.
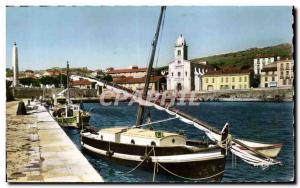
[
  {"xmin": 156, "ymin": 162, "xmax": 225, "ymax": 181},
  {"xmin": 150, "ymin": 145, "xmax": 224, "ymax": 182},
  {"xmin": 123, "ymin": 147, "xmax": 154, "ymax": 175},
  {"xmin": 152, "ymin": 146, "xmax": 157, "ymax": 182}
]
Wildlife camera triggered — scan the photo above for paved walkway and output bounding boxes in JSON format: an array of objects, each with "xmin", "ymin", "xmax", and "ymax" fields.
[{"xmin": 6, "ymin": 100, "xmax": 103, "ymax": 182}]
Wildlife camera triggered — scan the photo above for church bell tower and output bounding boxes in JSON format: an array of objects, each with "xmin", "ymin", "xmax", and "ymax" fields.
[{"xmin": 174, "ymin": 34, "xmax": 188, "ymax": 62}]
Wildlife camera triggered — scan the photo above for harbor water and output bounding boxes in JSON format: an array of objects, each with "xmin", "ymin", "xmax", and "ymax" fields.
[{"xmin": 63, "ymin": 102, "xmax": 294, "ymax": 183}]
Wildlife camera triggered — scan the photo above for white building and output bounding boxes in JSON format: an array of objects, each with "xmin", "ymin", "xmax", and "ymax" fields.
[
  {"xmin": 167, "ymin": 35, "xmax": 212, "ymax": 92},
  {"xmin": 253, "ymin": 55, "xmax": 280, "ymax": 75}
]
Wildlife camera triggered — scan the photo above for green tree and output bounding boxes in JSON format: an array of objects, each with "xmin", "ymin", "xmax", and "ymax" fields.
[
  {"xmin": 39, "ymin": 76, "xmax": 57, "ymax": 86},
  {"xmin": 101, "ymin": 74, "xmax": 113, "ymax": 82},
  {"xmin": 19, "ymin": 77, "xmax": 40, "ymax": 87},
  {"xmin": 6, "ymin": 68, "xmax": 13, "ymax": 77},
  {"xmin": 39, "ymin": 74, "xmax": 67, "ymax": 88}
]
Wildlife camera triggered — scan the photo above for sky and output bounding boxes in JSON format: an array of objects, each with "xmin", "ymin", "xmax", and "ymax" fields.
[{"xmin": 6, "ymin": 6, "xmax": 293, "ymax": 71}]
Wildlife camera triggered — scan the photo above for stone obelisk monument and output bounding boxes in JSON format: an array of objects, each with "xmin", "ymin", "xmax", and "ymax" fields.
[{"xmin": 12, "ymin": 42, "xmax": 19, "ymax": 87}]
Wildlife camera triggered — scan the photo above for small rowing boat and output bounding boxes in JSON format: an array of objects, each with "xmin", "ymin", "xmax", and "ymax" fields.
[{"xmin": 234, "ymin": 139, "xmax": 282, "ymax": 158}]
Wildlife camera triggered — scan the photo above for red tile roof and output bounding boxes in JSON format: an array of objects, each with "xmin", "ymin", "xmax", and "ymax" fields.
[
  {"xmin": 205, "ymin": 68, "xmax": 250, "ymax": 76},
  {"xmin": 261, "ymin": 67, "xmax": 277, "ymax": 72},
  {"xmin": 113, "ymin": 76, "xmax": 164, "ymax": 84},
  {"xmin": 46, "ymin": 70, "xmax": 61, "ymax": 75},
  {"xmin": 255, "ymin": 54, "xmax": 275, "ymax": 58},
  {"xmin": 70, "ymin": 79, "xmax": 92, "ymax": 86},
  {"xmin": 107, "ymin": 68, "xmax": 147, "ymax": 74}
]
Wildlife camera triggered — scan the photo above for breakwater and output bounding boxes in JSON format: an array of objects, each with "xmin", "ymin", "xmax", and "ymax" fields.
[
  {"xmin": 10, "ymin": 86, "xmax": 293, "ymax": 103},
  {"xmin": 6, "ymin": 100, "xmax": 103, "ymax": 182},
  {"xmin": 194, "ymin": 87, "xmax": 293, "ymax": 101}
]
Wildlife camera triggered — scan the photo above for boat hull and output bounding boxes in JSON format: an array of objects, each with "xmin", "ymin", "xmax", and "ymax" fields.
[
  {"xmin": 81, "ymin": 135, "xmax": 226, "ymax": 182},
  {"xmin": 56, "ymin": 116, "xmax": 77, "ymax": 127},
  {"xmin": 55, "ymin": 115, "xmax": 90, "ymax": 128}
]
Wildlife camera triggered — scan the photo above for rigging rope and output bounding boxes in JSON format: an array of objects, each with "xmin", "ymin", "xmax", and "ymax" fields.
[
  {"xmin": 131, "ymin": 116, "xmax": 178, "ymax": 128},
  {"xmin": 217, "ymin": 134, "xmax": 232, "ymax": 155},
  {"xmin": 72, "ymin": 74, "xmax": 282, "ymax": 169}
]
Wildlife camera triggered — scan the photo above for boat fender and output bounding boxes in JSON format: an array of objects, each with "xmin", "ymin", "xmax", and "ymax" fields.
[
  {"xmin": 140, "ymin": 155, "xmax": 152, "ymax": 163},
  {"xmin": 106, "ymin": 150, "xmax": 114, "ymax": 157}
]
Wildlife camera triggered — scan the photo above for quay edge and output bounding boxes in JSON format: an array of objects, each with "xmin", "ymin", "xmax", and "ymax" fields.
[{"xmin": 6, "ymin": 100, "xmax": 104, "ymax": 182}]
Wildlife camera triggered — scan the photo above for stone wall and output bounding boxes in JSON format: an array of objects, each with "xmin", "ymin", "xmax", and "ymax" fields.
[
  {"xmin": 195, "ymin": 87, "xmax": 294, "ymax": 100},
  {"xmin": 13, "ymin": 87, "xmax": 98, "ymax": 99}
]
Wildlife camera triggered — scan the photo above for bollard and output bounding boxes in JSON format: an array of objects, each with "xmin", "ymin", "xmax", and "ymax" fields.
[{"xmin": 16, "ymin": 101, "xmax": 27, "ymax": 115}]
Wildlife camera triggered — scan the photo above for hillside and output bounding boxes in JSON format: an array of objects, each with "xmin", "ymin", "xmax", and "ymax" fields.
[{"xmin": 190, "ymin": 43, "xmax": 293, "ymax": 70}]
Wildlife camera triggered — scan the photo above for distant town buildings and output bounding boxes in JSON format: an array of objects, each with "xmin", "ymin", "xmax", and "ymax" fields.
[
  {"xmin": 253, "ymin": 55, "xmax": 280, "ymax": 75},
  {"xmin": 70, "ymin": 79, "xmax": 93, "ymax": 89},
  {"xmin": 112, "ymin": 76, "xmax": 166, "ymax": 92},
  {"xmin": 43, "ymin": 70, "xmax": 65, "ymax": 77},
  {"xmin": 90, "ymin": 69, "xmax": 105, "ymax": 77},
  {"xmin": 260, "ymin": 62, "xmax": 278, "ymax": 88},
  {"xmin": 260, "ymin": 59, "xmax": 293, "ymax": 88},
  {"xmin": 167, "ymin": 35, "xmax": 212, "ymax": 92},
  {"xmin": 24, "ymin": 70, "xmax": 35, "ymax": 78},
  {"xmin": 34, "ymin": 73, "xmax": 42, "ymax": 78},
  {"xmin": 201, "ymin": 68, "xmax": 251, "ymax": 91},
  {"xmin": 7, "ymin": 38, "xmax": 293, "ymax": 92},
  {"xmin": 277, "ymin": 59, "xmax": 294, "ymax": 87},
  {"xmin": 106, "ymin": 66, "xmax": 147, "ymax": 78}
]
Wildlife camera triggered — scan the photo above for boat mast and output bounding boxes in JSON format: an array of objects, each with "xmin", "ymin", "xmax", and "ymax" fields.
[
  {"xmin": 135, "ymin": 6, "xmax": 166, "ymax": 127},
  {"xmin": 66, "ymin": 61, "xmax": 70, "ymax": 105}
]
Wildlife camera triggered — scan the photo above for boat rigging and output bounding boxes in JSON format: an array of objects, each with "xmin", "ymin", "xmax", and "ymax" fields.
[{"xmin": 78, "ymin": 6, "xmax": 283, "ymax": 182}]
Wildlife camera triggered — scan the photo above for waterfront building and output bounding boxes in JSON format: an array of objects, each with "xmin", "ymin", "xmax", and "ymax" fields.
[
  {"xmin": 112, "ymin": 76, "xmax": 166, "ymax": 92},
  {"xmin": 70, "ymin": 79, "xmax": 93, "ymax": 89},
  {"xmin": 24, "ymin": 70, "xmax": 35, "ymax": 78},
  {"xmin": 90, "ymin": 69, "xmax": 104, "ymax": 77},
  {"xmin": 277, "ymin": 59, "xmax": 294, "ymax": 87},
  {"xmin": 167, "ymin": 35, "xmax": 212, "ymax": 92},
  {"xmin": 34, "ymin": 73, "xmax": 42, "ymax": 78},
  {"xmin": 260, "ymin": 62, "xmax": 278, "ymax": 88},
  {"xmin": 12, "ymin": 42, "xmax": 19, "ymax": 87},
  {"xmin": 43, "ymin": 70, "xmax": 62, "ymax": 77},
  {"xmin": 253, "ymin": 54, "xmax": 280, "ymax": 75},
  {"xmin": 202, "ymin": 68, "xmax": 251, "ymax": 91},
  {"xmin": 106, "ymin": 66, "xmax": 147, "ymax": 78},
  {"xmin": 18, "ymin": 71, "xmax": 26, "ymax": 79}
]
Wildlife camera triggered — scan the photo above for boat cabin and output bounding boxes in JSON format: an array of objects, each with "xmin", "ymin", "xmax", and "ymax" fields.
[
  {"xmin": 54, "ymin": 96, "xmax": 67, "ymax": 105},
  {"xmin": 96, "ymin": 127, "xmax": 187, "ymax": 147}
]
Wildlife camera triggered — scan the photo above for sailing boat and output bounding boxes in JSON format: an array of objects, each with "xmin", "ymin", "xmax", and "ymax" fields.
[
  {"xmin": 52, "ymin": 62, "xmax": 91, "ymax": 128},
  {"xmin": 80, "ymin": 7, "xmax": 231, "ymax": 182}
]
